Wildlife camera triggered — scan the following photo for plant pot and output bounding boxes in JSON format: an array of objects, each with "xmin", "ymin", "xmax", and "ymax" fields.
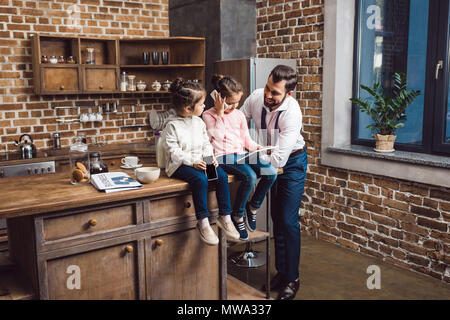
[{"xmin": 373, "ymin": 134, "xmax": 397, "ymax": 153}]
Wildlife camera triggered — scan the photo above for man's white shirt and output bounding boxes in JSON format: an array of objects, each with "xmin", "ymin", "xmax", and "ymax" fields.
[{"xmin": 240, "ymin": 88, "xmax": 305, "ymax": 168}]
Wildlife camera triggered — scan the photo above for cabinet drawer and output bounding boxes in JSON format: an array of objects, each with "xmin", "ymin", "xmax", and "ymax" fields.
[
  {"xmin": 42, "ymin": 67, "xmax": 79, "ymax": 92},
  {"xmin": 43, "ymin": 205, "xmax": 136, "ymax": 241},
  {"xmin": 46, "ymin": 241, "xmax": 138, "ymax": 299},
  {"xmin": 84, "ymin": 67, "xmax": 117, "ymax": 92},
  {"xmin": 149, "ymin": 191, "xmax": 218, "ymax": 221}
]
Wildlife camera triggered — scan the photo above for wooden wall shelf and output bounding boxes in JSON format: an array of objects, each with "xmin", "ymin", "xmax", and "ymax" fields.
[{"xmin": 31, "ymin": 35, "xmax": 206, "ymax": 96}]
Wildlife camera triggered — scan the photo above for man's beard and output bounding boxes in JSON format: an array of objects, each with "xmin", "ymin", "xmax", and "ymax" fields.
[{"xmin": 264, "ymin": 93, "xmax": 287, "ymax": 111}]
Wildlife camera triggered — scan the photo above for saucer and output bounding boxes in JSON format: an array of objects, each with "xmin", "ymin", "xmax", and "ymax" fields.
[{"xmin": 120, "ymin": 164, "xmax": 143, "ymax": 169}]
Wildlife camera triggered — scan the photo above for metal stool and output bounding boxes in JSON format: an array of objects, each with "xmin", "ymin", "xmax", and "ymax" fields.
[{"xmin": 228, "ymin": 240, "xmax": 266, "ymax": 268}]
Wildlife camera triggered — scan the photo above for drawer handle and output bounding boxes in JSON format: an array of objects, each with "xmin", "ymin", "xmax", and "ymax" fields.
[
  {"xmin": 99, "ymin": 85, "xmax": 103, "ymax": 90},
  {"xmin": 184, "ymin": 201, "xmax": 192, "ymax": 208},
  {"xmin": 88, "ymin": 219, "xmax": 97, "ymax": 227},
  {"xmin": 155, "ymin": 239, "xmax": 163, "ymax": 246},
  {"xmin": 60, "ymin": 85, "xmax": 65, "ymax": 90},
  {"xmin": 125, "ymin": 245, "xmax": 134, "ymax": 253}
]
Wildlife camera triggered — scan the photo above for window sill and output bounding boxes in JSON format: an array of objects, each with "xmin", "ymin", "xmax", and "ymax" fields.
[
  {"xmin": 321, "ymin": 145, "xmax": 450, "ymax": 188},
  {"xmin": 327, "ymin": 145, "xmax": 450, "ymax": 169}
]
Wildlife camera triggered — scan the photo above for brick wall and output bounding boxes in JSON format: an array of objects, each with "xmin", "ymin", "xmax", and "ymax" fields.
[
  {"xmin": 0, "ymin": 0, "xmax": 170, "ymax": 153},
  {"xmin": 256, "ymin": 0, "xmax": 450, "ymax": 283}
]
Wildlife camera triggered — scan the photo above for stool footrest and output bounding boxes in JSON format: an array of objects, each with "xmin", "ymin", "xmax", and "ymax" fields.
[{"xmin": 227, "ymin": 229, "xmax": 270, "ymax": 244}]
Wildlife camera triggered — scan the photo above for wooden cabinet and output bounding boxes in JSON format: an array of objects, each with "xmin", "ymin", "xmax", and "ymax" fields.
[
  {"xmin": 83, "ymin": 66, "xmax": 118, "ymax": 92},
  {"xmin": 148, "ymin": 227, "xmax": 220, "ymax": 300},
  {"xmin": 46, "ymin": 239, "xmax": 142, "ymax": 300},
  {"xmin": 6, "ymin": 189, "xmax": 226, "ymax": 300},
  {"xmin": 41, "ymin": 66, "xmax": 80, "ymax": 94},
  {"xmin": 31, "ymin": 34, "xmax": 205, "ymax": 95}
]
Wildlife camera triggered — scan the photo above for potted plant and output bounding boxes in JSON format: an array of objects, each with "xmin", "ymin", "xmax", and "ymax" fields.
[{"xmin": 350, "ymin": 72, "xmax": 421, "ymax": 152}]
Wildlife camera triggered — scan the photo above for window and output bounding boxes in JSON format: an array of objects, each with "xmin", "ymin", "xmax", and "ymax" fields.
[{"xmin": 353, "ymin": 0, "xmax": 450, "ymax": 155}]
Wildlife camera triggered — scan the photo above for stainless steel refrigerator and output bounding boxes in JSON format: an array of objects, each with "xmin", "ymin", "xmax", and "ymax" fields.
[{"xmin": 213, "ymin": 58, "xmax": 297, "ymax": 233}]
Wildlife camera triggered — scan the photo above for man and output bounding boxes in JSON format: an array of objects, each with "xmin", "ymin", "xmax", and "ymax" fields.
[{"xmin": 241, "ymin": 65, "xmax": 307, "ymax": 300}]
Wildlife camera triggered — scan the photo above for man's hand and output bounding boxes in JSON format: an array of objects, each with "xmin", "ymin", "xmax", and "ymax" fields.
[
  {"xmin": 193, "ymin": 160, "xmax": 207, "ymax": 171},
  {"xmin": 212, "ymin": 158, "xmax": 219, "ymax": 168},
  {"xmin": 213, "ymin": 91, "xmax": 226, "ymax": 117}
]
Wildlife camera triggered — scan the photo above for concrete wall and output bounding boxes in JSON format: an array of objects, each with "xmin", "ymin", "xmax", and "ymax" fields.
[{"xmin": 169, "ymin": 0, "xmax": 256, "ymax": 92}]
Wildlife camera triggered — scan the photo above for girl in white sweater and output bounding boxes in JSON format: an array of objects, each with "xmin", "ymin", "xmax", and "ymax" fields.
[{"xmin": 161, "ymin": 79, "xmax": 239, "ymax": 245}]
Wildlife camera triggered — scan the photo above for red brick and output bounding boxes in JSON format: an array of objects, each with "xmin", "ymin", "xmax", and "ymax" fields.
[
  {"xmin": 417, "ymin": 217, "xmax": 448, "ymax": 232},
  {"xmin": 430, "ymin": 189, "xmax": 450, "ymax": 201},
  {"xmin": 374, "ymin": 178, "xmax": 399, "ymax": 190}
]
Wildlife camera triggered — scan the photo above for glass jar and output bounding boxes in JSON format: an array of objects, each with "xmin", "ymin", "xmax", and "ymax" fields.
[
  {"xmin": 90, "ymin": 152, "xmax": 108, "ymax": 175},
  {"xmin": 127, "ymin": 75, "xmax": 136, "ymax": 91},
  {"xmin": 67, "ymin": 56, "xmax": 76, "ymax": 64},
  {"xmin": 49, "ymin": 55, "xmax": 58, "ymax": 64},
  {"xmin": 69, "ymin": 135, "xmax": 90, "ymax": 185},
  {"xmin": 85, "ymin": 47, "xmax": 95, "ymax": 65},
  {"xmin": 120, "ymin": 71, "xmax": 128, "ymax": 92},
  {"xmin": 41, "ymin": 55, "xmax": 48, "ymax": 63},
  {"xmin": 58, "ymin": 56, "xmax": 65, "ymax": 64}
]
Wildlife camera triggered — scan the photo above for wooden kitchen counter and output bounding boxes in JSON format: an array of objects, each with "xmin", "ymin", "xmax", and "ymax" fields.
[
  {"xmin": 1, "ymin": 170, "xmax": 236, "ymax": 300},
  {"xmin": 0, "ymin": 170, "xmax": 234, "ymax": 220}
]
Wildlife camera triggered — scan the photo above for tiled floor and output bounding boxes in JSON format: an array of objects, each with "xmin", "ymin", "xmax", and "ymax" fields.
[{"xmin": 227, "ymin": 233, "xmax": 450, "ymax": 300}]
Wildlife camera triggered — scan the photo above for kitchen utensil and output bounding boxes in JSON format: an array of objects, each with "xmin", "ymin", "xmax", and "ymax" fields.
[
  {"xmin": 134, "ymin": 167, "xmax": 160, "ymax": 184},
  {"xmin": 89, "ymin": 152, "xmax": 108, "ymax": 174},
  {"xmin": 127, "ymin": 75, "xmax": 136, "ymax": 91},
  {"xmin": 152, "ymin": 52, "xmax": 159, "ymax": 65},
  {"xmin": 151, "ymin": 80, "xmax": 161, "ymax": 91},
  {"xmin": 162, "ymin": 80, "xmax": 171, "ymax": 91},
  {"xmin": 85, "ymin": 48, "xmax": 95, "ymax": 64},
  {"xmin": 14, "ymin": 134, "xmax": 36, "ymax": 159},
  {"xmin": 69, "ymin": 135, "xmax": 90, "ymax": 185},
  {"xmin": 80, "ymin": 113, "xmax": 89, "ymax": 122},
  {"xmin": 143, "ymin": 52, "xmax": 150, "ymax": 65},
  {"xmin": 120, "ymin": 71, "xmax": 128, "ymax": 92},
  {"xmin": 66, "ymin": 56, "xmax": 76, "ymax": 64},
  {"xmin": 137, "ymin": 80, "xmax": 147, "ymax": 91},
  {"xmin": 161, "ymin": 51, "xmax": 169, "ymax": 65},
  {"xmin": 121, "ymin": 156, "xmax": 139, "ymax": 167},
  {"xmin": 52, "ymin": 132, "xmax": 61, "ymax": 150}
]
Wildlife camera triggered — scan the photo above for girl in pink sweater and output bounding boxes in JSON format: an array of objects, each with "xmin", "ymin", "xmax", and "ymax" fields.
[{"xmin": 202, "ymin": 75, "xmax": 277, "ymax": 240}]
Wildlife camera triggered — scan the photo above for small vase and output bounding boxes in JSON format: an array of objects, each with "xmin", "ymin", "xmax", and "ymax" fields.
[{"xmin": 373, "ymin": 134, "xmax": 397, "ymax": 153}]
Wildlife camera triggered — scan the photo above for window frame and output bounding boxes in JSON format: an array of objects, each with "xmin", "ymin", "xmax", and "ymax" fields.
[
  {"xmin": 321, "ymin": 0, "xmax": 450, "ymax": 189},
  {"xmin": 350, "ymin": 0, "xmax": 450, "ymax": 156}
]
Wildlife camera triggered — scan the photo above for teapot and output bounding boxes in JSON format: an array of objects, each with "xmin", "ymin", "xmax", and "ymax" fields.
[{"xmin": 14, "ymin": 134, "xmax": 36, "ymax": 159}]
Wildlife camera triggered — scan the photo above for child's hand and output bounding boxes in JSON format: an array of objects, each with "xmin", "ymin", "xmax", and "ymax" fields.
[
  {"xmin": 214, "ymin": 91, "xmax": 226, "ymax": 117},
  {"xmin": 193, "ymin": 160, "xmax": 207, "ymax": 171}
]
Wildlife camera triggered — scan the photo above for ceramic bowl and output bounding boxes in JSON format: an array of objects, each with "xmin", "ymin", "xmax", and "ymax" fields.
[{"xmin": 135, "ymin": 167, "xmax": 160, "ymax": 184}]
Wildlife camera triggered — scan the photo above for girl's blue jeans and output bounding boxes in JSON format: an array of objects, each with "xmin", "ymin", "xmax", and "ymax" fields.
[
  {"xmin": 171, "ymin": 164, "xmax": 232, "ymax": 220},
  {"xmin": 217, "ymin": 153, "xmax": 277, "ymax": 218}
]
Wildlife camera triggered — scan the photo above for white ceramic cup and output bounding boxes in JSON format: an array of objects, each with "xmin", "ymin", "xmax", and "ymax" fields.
[
  {"xmin": 80, "ymin": 113, "xmax": 89, "ymax": 122},
  {"xmin": 135, "ymin": 167, "xmax": 160, "ymax": 184},
  {"xmin": 121, "ymin": 156, "xmax": 139, "ymax": 167},
  {"xmin": 95, "ymin": 112, "xmax": 103, "ymax": 121}
]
